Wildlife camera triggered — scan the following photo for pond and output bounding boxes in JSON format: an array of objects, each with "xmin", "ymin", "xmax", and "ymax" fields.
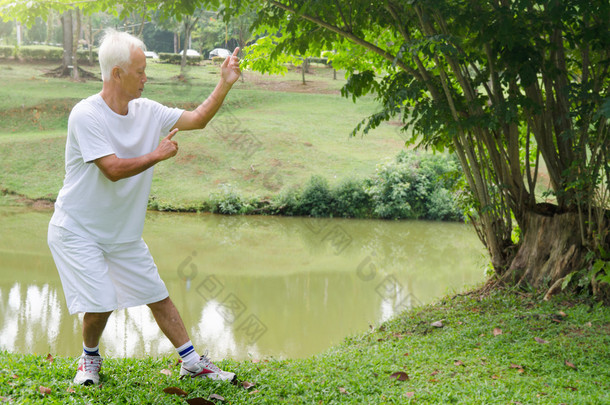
[{"xmin": 0, "ymin": 208, "xmax": 487, "ymax": 360}]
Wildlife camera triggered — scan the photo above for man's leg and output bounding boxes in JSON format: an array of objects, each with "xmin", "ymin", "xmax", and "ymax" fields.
[
  {"xmin": 73, "ymin": 311, "xmax": 112, "ymax": 386},
  {"xmin": 147, "ymin": 297, "xmax": 189, "ymax": 347},
  {"xmin": 83, "ymin": 311, "xmax": 113, "ymax": 348},
  {"xmin": 148, "ymin": 297, "xmax": 235, "ymax": 381}
]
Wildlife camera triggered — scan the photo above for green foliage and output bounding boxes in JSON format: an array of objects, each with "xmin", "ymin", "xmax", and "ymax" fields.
[
  {"xmin": 295, "ymin": 175, "xmax": 334, "ymax": 217},
  {"xmin": 331, "ymin": 178, "xmax": 373, "ymax": 218},
  {"xmin": 0, "ymin": 45, "xmax": 12, "ymax": 58},
  {"xmin": 158, "ymin": 52, "xmax": 203, "ymax": 65},
  {"xmin": 209, "ymin": 184, "xmax": 254, "ymax": 215},
  {"xmin": 188, "ymin": 151, "xmax": 463, "ymax": 221},
  {"xmin": 262, "ymin": 151, "xmax": 463, "ymax": 221},
  {"xmin": 365, "ymin": 151, "xmax": 463, "ymax": 221},
  {"xmin": 18, "ymin": 46, "xmax": 62, "ymax": 61},
  {"xmin": 0, "ymin": 45, "xmax": 97, "ymax": 62},
  {"xmin": 241, "ymin": 34, "xmax": 301, "ymax": 75}
]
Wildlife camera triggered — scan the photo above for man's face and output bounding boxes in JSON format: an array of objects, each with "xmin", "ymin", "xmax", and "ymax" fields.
[{"xmin": 119, "ymin": 48, "xmax": 147, "ymax": 100}]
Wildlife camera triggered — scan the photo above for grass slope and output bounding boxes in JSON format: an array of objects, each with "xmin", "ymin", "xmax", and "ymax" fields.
[
  {"xmin": 0, "ymin": 60, "xmax": 405, "ymax": 209},
  {"xmin": 1, "ymin": 288, "xmax": 608, "ymax": 404}
]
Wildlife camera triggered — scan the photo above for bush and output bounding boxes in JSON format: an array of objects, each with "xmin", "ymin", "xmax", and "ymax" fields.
[
  {"xmin": 209, "ymin": 184, "xmax": 254, "ymax": 215},
  {"xmin": 331, "ymin": 178, "xmax": 373, "ymax": 218},
  {"xmin": 77, "ymin": 50, "xmax": 98, "ymax": 63},
  {"xmin": 295, "ymin": 175, "xmax": 334, "ymax": 217},
  {"xmin": 365, "ymin": 151, "xmax": 464, "ymax": 221},
  {"xmin": 0, "ymin": 46, "xmax": 15, "ymax": 59},
  {"xmin": 159, "ymin": 53, "xmax": 203, "ymax": 65},
  {"xmin": 19, "ymin": 46, "xmax": 63, "ymax": 61}
]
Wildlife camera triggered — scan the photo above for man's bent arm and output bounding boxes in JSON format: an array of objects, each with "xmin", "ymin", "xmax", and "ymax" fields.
[{"xmin": 94, "ymin": 129, "xmax": 178, "ymax": 182}]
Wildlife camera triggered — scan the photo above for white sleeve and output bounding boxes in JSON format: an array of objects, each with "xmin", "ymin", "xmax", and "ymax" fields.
[
  {"xmin": 148, "ymin": 99, "xmax": 184, "ymax": 134},
  {"xmin": 69, "ymin": 103, "xmax": 115, "ymax": 163}
]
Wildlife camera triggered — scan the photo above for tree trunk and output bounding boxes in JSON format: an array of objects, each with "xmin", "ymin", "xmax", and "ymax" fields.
[
  {"xmin": 46, "ymin": 10, "xmax": 54, "ymax": 45},
  {"xmin": 180, "ymin": 24, "xmax": 190, "ymax": 77},
  {"xmin": 60, "ymin": 10, "xmax": 73, "ymax": 77},
  {"xmin": 301, "ymin": 57, "xmax": 309, "ymax": 84},
  {"xmin": 501, "ymin": 210, "xmax": 585, "ymax": 291},
  {"xmin": 72, "ymin": 8, "xmax": 81, "ymax": 81},
  {"xmin": 88, "ymin": 15, "xmax": 93, "ymax": 64}
]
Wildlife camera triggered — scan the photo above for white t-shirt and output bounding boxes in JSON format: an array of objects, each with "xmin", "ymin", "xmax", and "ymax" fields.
[{"xmin": 50, "ymin": 93, "xmax": 184, "ymax": 243}]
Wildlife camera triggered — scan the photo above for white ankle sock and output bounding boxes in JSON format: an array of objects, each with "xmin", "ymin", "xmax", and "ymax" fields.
[{"xmin": 176, "ymin": 341, "xmax": 200, "ymax": 366}]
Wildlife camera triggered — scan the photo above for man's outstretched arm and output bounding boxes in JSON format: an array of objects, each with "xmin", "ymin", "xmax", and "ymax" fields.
[{"xmin": 173, "ymin": 47, "xmax": 241, "ymax": 131}]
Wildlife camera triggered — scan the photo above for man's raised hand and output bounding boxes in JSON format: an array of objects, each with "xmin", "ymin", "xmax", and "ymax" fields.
[
  {"xmin": 156, "ymin": 128, "xmax": 179, "ymax": 161},
  {"xmin": 221, "ymin": 47, "xmax": 241, "ymax": 86}
]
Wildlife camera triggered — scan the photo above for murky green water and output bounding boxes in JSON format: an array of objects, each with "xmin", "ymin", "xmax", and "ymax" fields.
[{"xmin": 0, "ymin": 207, "xmax": 487, "ymax": 360}]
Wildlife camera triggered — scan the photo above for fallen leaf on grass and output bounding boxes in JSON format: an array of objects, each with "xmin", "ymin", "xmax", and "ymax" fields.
[
  {"xmin": 491, "ymin": 375, "xmax": 500, "ymax": 380},
  {"xmin": 431, "ymin": 320, "xmax": 444, "ymax": 328},
  {"xmin": 186, "ymin": 398, "xmax": 214, "ymax": 405},
  {"xmin": 390, "ymin": 372, "xmax": 409, "ymax": 381},
  {"xmin": 45, "ymin": 354, "xmax": 54, "ymax": 363},
  {"xmin": 38, "ymin": 386, "xmax": 51, "ymax": 395},
  {"xmin": 509, "ymin": 363, "xmax": 525, "ymax": 373},
  {"xmin": 430, "ymin": 370, "xmax": 439, "ymax": 376},
  {"xmin": 534, "ymin": 337, "xmax": 549, "ymax": 344},
  {"xmin": 338, "ymin": 387, "xmax": 348, "ymax": 394},
  {"xmin": 493, "ymin": 328, "xmax": 503, "ymax": 336},
  {"xmin": 564, "ymin": 386, "xmax": 578, "ymax": 391},
  {"xmin": 241, "ymin": 381, "xmax": 256, "ymax": 389},
  {"xmin": 66, "ymin": 387, "xmax": 76, "ymax": 393},
  {"xmin": 163, "ymin": 387, "xmax": 188, "ymax": 397},
  {"xmin": 564, "ymin": 360, "xmax": 578, "ymax": 370},
  {"xmin": 160, "ymin": 369, "xmax": 172, "ymax": 376},
  {"xmin": 558, "ymin": 311, "xmax": 567, "ymax": 317},
  {"xmin": 405, "ymin": 392, "xmax": 415, "ymax": 398},
  {"xmin": 249, "ymin": 390, "xmax": 260, "ymax": 395},
  {"xmin": 454, "ymin": 360, "xmax": 465, "ymax": 367},
  {"xmin": 209, "ymin": 393, "xmax": 225, "ymax": 401}
]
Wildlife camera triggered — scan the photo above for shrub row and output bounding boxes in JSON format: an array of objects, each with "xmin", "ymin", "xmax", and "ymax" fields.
[
  {"xmin": 0, "ymin": 46, "xmax": 14, "ymax": 58},
  {"xmin": 170, "ymin": 151, "xmax": 465, "ymax": 221},
  {"xmin": 0, "ymin": 46, "xmax": 97, "ymax": 63},
  {"xmin": 158, "ymin": 53, "xmax": 203, "ymax": 65}
]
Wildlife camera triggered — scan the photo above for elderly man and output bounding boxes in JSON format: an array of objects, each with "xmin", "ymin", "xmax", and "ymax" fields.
[{"xmin": 47, "ymin": 29, "xmax": 240, "ymax": 385}]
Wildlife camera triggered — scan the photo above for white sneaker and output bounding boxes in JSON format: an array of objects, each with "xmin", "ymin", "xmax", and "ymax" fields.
[
  {"xmin": 73, "ymin": 354, "xmax": 102, "ymax": 386},
  {"xmin": 180, "ymin": 354, "xmax": 235, "ymax": 381}
]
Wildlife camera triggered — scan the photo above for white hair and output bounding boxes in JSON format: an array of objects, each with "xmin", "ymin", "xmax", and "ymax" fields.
[{"xmin": 98, "ymin": 29, "xmax": 146, "ymax": 81}]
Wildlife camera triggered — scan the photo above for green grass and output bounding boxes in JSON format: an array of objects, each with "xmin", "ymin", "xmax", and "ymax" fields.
[
  {"xmin": 1, "ymin": 288, "xmax": 608, "ymax": 404},
  {"xmin": 0, "ymin": 60, "xmax": 406, "ymax": 208}
]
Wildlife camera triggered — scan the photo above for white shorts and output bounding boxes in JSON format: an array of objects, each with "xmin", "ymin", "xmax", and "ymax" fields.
[{"xmin": 47, "ymin": 224, "xmax": 169, "ymax": 314}]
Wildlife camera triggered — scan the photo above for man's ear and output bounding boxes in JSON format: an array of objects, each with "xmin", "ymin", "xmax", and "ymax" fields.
[{"xmin": 111, "ymin": 66, "xmax": 122, "ymax": 81}]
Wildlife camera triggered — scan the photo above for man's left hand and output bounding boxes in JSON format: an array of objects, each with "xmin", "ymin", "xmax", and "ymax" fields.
[{"xmin": 221, "ymin": 48, "xmax": 241, "ymax": 86}]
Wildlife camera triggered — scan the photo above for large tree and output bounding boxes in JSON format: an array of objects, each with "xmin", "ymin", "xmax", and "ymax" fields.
[{"xmin": 230, "ymin": 0, "xmax": 610, "ymax": 299}]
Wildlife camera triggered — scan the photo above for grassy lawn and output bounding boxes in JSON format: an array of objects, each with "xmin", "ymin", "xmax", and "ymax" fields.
[
  {"xmin": 1, "ymin": 288, "xmax": 608, "ymax": 404},
  {"xmin": 0, "ymin": 59, "xmax": 406, "ymax": 209}
]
